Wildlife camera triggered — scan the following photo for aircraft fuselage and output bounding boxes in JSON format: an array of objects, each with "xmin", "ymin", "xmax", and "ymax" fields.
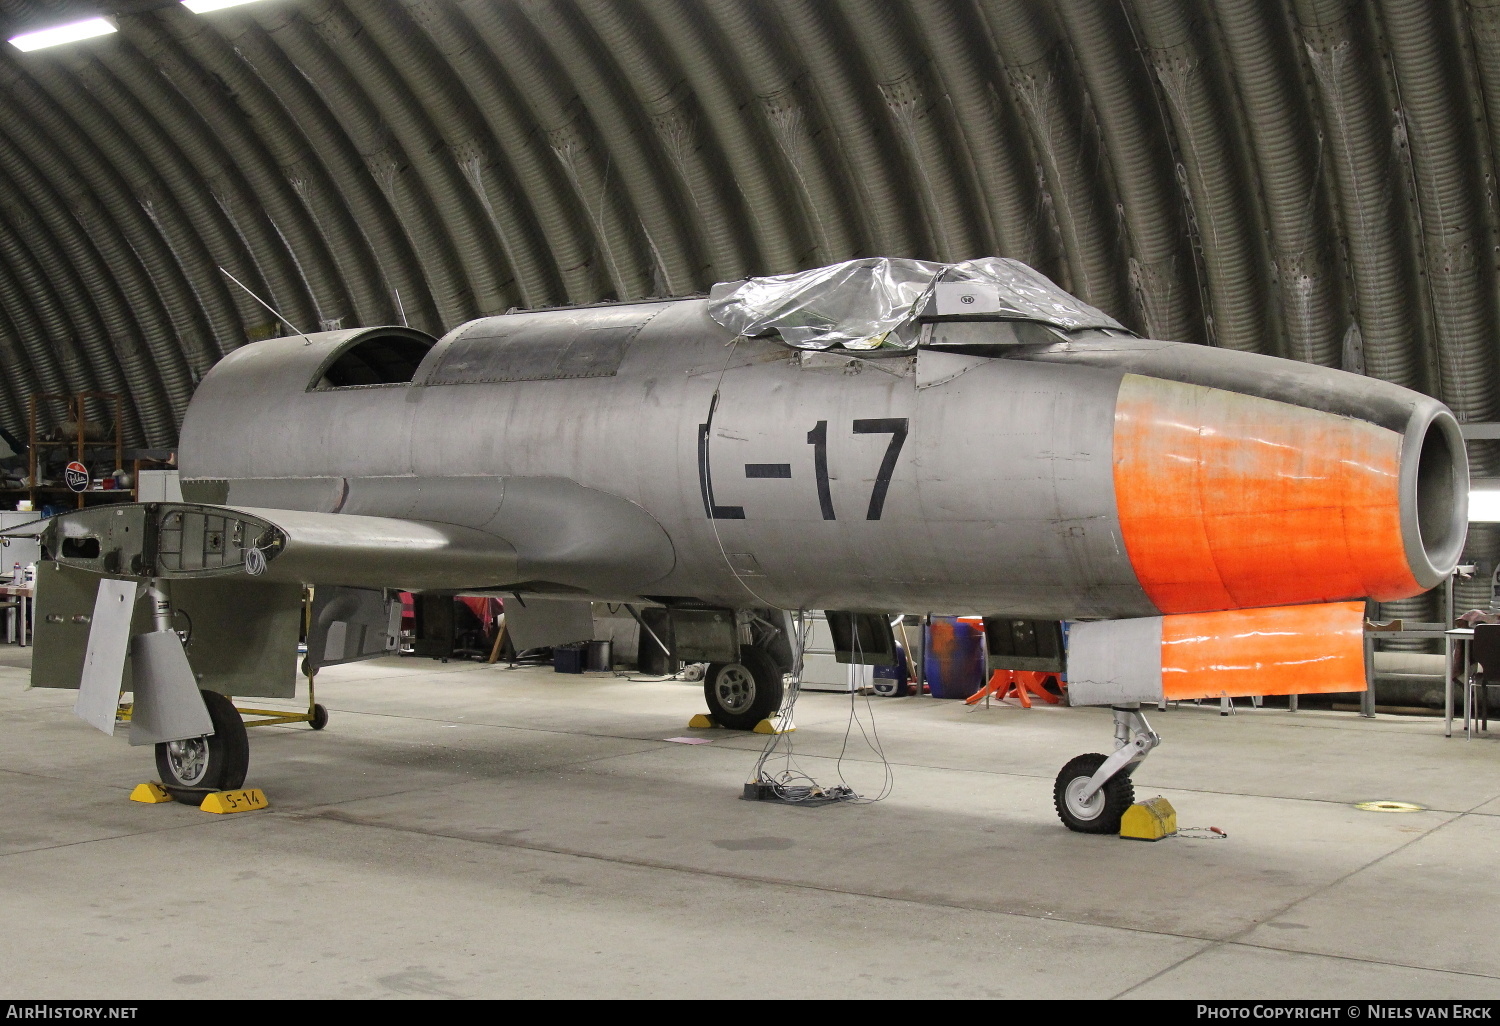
[{"xmin": 178, "ymin": 298, "xmax": 1465, "ymax": 620}]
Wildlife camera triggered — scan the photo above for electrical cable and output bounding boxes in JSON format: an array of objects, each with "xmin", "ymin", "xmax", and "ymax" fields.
[
  {"xmin": 745, "ymin": 611, "xmax": 895, "ymax": 805},
  {"xmin": 831, "ymin": 616, "xmax": 894, "ymax": 803}
]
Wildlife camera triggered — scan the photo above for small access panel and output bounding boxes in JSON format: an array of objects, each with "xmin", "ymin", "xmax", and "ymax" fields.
[
  {"xmin": 982, "ymin": 617, "xmax": 1066, "ymax": 673},
  {"xmin": 306, "ymin": 586, "xmax": 399, "ymax": 671},
  {"xmin": 824, "ymin": 611, "xmax": 896, "ymax": 666}
]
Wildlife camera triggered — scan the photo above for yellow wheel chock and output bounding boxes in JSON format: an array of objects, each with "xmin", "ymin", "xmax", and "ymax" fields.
[
  {"xmin": 129, "ymin": 782, "xmax": 172, "ymax": 804},
  {"xmin": 1120, "ymin": 796, "xmax": 1177, "ymax": 841},
  {"xmin": 199, "ymin": 789, "xmax": 268, "ymax": 814},
  {"xmin": 130, "ymin": 782, "xmax": 269, "ymax": 813},
  {"xmin": 688, "ymin": 712, "xmax": 794, "ymax": 734}
]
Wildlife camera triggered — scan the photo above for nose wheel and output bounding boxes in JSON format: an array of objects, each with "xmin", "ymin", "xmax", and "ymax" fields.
[
  {"xmin": 1054, "ymin": 706, "xmax": 1160, "ymax": 833},
  {"xmin": 1054, "ymin": 753, "xmax": 1136, "ymax": 833}
]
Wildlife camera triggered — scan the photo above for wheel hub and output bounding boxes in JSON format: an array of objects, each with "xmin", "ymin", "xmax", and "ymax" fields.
[
  {"xmin": 165, "ymin": 737, "xmax": 210, "ymax": 787},
  {"xmin": 713, "ymin": 664, "xmax": 757, "ymax": 714},
  {"xmin": 1064, "ymin": 774, "xmax": 1105, "ymax": 821}
]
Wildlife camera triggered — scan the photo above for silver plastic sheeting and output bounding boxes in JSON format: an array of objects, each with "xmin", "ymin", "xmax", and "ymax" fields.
[{"xmin": 707, "ymin": 257, "xmax": 1126, "ymax": 350}]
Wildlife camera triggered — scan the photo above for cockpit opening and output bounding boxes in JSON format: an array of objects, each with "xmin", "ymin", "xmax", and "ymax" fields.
[{"xmin": 313, "ymin": 329, "xmax": 436, "ymax": 389}]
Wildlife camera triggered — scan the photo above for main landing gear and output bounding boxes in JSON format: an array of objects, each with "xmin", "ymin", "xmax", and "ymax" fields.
[
  {"xmin": 154, "ymin": 689, "xmax": 250, "ymax": 797},
  {"xmin": 702, "ymin": 646, "xmax": 785, "ymax": 731},
  {"xmin": 1053, "ymin": 705, "xmax": 1161, "ymax": 833}
]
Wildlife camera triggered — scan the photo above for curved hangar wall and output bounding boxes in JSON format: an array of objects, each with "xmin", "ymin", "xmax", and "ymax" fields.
[{"xmin": 0, "ymin": 0, "xmax": 1497, "ymax": 609}]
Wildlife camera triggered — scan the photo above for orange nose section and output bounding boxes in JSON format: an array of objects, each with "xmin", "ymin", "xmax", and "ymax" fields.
[{"xmin": 1113, "ymin": 374, "xmax": 1421, "ymax": 614}]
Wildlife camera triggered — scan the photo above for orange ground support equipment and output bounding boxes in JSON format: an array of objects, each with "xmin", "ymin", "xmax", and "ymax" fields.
[{"xmin": 965, "ymin": 669, "xmax": 1064, "ymax": 708}]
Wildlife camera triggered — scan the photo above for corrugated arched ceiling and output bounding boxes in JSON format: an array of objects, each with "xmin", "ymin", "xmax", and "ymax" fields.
[{"xmin": 1, "ymin": 1, "xmax": 1498, "ymax": 557}]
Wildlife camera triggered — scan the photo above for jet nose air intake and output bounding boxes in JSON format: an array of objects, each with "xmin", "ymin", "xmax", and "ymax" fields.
[{"xmin": 1112, "ymin": 373, "xmax": 1468, "ymax": 615}]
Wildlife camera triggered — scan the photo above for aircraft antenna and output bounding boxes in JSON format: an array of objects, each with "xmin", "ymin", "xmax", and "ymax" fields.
[
  {"xmin": 392, "ymin": 288, "xmax": 409, "ymax": 327},
  {"xmin": 219, "ymin": 267, "xmax": 313, "ymax": 346}
]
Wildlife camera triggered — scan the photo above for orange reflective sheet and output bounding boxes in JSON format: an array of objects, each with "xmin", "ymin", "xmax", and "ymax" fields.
[
  {"xmin": 1160, "ymin": 601, "xmax": 1366, "ymax": 700},
  {"xmin": 1113, "ymin": 374, "xmax": 1418, "ymax": 614}
]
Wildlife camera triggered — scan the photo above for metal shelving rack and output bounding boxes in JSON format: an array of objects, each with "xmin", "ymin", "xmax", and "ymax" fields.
[{"xmin": 20, "ymin": 393, "xmax": 131, "ymax": 511}]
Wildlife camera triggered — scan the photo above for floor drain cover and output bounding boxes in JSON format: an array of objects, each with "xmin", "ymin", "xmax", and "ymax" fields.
[{"xmin": 1354, "ymin": 800, "xmax": 1425, "ymax": 813}]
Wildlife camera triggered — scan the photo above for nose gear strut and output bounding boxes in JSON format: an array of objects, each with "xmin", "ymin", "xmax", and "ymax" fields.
[{"xmin": 1053, "ymin": 705, "xmax": 1162, "ymax": 833}]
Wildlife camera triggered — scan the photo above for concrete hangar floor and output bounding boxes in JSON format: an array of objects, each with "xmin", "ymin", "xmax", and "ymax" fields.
[{"xmin": 1, "ymin": 646, "xmax": 1497, "ymax": 1001}]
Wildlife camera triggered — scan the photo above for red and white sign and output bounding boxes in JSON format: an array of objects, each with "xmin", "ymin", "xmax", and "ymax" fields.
[{"xmin": 64, "ymin": 461, "xmax": 89, "ymax": 493}]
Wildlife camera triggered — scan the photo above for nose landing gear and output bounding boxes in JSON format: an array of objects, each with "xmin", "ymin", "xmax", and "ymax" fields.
[{"xmin": 1054, "ymin": 705, "xmax": 1161, "ymax": 833}]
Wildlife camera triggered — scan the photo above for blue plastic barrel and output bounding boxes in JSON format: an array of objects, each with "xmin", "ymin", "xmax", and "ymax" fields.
[{"xmin": 923, "ymin": 617, "xmax": 986, "ymax": 699}]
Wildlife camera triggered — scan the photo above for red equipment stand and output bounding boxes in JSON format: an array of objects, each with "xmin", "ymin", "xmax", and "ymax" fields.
[{"xmin": 965, "ymin": 669, "xmax": 1064, "ymax": 708}]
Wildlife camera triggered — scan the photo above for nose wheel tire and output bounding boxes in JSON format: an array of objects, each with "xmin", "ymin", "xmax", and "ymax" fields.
[
  {"xmin": 1054, "ymin": 752, "xmax": 1135, "ymax": 834},
  {"xmin": 703, "ymin": 647, "xmax": 784, "ymax": 730},
  {"xmin": 154, "ymin": 689, "xmax": 250, "ymax": 803}
]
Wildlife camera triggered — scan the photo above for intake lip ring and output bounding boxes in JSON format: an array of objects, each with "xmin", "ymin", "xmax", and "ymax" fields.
[{"xmin": 1400, "ymin": 404, "xmax": 1468, "ymax": 589}]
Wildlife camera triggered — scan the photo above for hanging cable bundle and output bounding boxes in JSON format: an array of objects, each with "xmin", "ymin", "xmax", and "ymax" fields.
[{"xmin": 743, "ymin": 611, "xmax": 894, "ymax": 806}]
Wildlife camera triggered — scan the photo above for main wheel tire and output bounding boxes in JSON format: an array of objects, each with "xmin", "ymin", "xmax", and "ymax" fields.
[
  {"xmin": 154, "ymin": 690, "xmax": 250, "ymax": 802},
  {"xmin": 1053, "ymin": 753, "xmax": 1135, "ymax": 834},
  {"xmin": 309, "ymin": 703, "xmax": 329, "ymax": 731},
  {"xmin": 703, "ymin": 647, "xmax": 785, "ymax": 731}
]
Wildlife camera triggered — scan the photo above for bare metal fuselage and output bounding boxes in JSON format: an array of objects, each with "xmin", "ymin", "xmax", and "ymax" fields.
[{"xmin": 178, "ymin": 298, "xmax": 1464, "ymax": 619}]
